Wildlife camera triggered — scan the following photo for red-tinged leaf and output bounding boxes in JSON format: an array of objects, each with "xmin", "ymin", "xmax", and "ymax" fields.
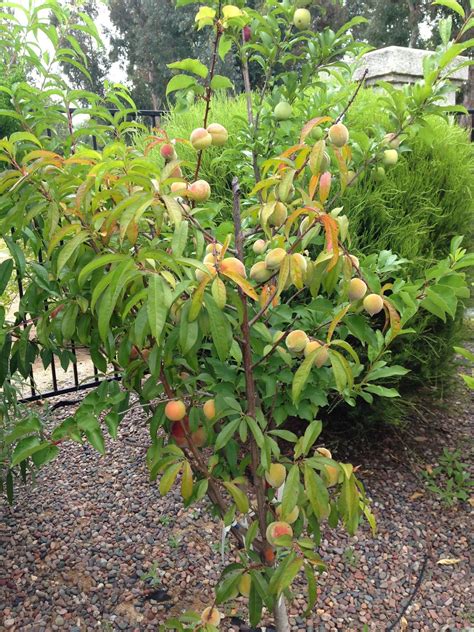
[
  {"xmin": 221, "ymin": 269, "xmax": 259, "ymax": 300},
  {"xmin": 309, "ymin": 140, "xmax": 326, "ymax": 176},
  {"xmin": 309, "ymin": 174, "xmax": 319, "ymax": 200},
  {"xmin": 250, "ymin": 176, "xmax": 279, "ymax": 196},
  {"xmin": 280, "ymin": 143, "xmax": 306, "ymax": 159},
  {"xmin": 285, "ymin": 207, "xmax": 311, "ymax": 238},
  {"xmin": 300, "ymin": 116, "xmax": 332, "ymax": 143},
  {"xmin": 383, "ymin": 298, "xmax": 401, "ymax": 341},
  {"xmin": 319, "ymin": 171, "xmax": 331, "ymax": 204},
  {"xmin": 327, "ymin": 304, "xmax": 350, "ymax": 342},
  {"xmin": 320, "ymin": 214, "xmax": 339, "ymax": 270}
]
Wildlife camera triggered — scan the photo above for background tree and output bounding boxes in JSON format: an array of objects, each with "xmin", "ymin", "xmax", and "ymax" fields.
[{"xmin": 50, "ymin": 0, "xmax": 111, "ymax": 96}]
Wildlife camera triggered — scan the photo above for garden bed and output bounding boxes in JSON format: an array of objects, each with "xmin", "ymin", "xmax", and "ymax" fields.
[{"xmin": 2, "ymin": 375, "xmax": 472, "ymax": 631}]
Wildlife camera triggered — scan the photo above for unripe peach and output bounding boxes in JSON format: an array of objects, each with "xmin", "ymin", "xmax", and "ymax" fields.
[
  {"xmin": 265, "ymin": 463, "xmax": 287, "ymax": 488},
  {"xmin": 252, "ymin": 239, "xmax": 267, "ymax": 255},
  {"xmin": 286, "ymin": 329, "xmax": 309, "ymax": 353},
  {"xmin": 170, "ymin": 419, "xmax": 190, "ymax": 447},
  {"xmin": 321, "ymin": 151, "xmax": 331, "ymax": 172},
  {"xmin": 238, "ymin": 573, "xmax": 251, "ymax": 597},
  {"xmin": 220, "ymin": 257, "xmax": 247, "ymax": 278},
  {"xmin": 206, "ymin": 242, "xmax": 223, "ymax": 255},
  {"xmin": 274, "ymin": 101, "xmax": 292, "ymax": 121},
  {"xmin": 160, "ymin": 143, "xmax": 177, "ymax": 162},
  {"xmin": 265, "ymin": 247, "xmax": 287, "ymax": 270},
  {"xmin": 200, "ymin": 606, "xmax": 222, "ymax": 626},
  {"xmin": 328, "ymin": 122, "xmax": 349, "ymax": 147},
  {"xmin": 304, "ymin": 340, "xmax": 328, "ymax": 367},
  {"xmin": 276, "ymin": 504, "xmax": 299, "ymax": 524},
  {"xmin": 363, "ymin": 293, "xmax": 384, "ymax": 316},
  {"xmin": 308, "ymin": 125, "xmax": 324, "ymax": 141},
  {"xmin": 347, "ymin": 170, "xmax": 357, "ymax": 185},
  {"xmin": 383, "ymin": 149, "xmax": 398, "ymax": 166},
  {"xmin": 292, "ymin": 252, "xmax": 307, "ymax": 274},
  {"xmin": 375, "ymin": 166, "xmax": 386, "ymax": 181},
  {"xmin": 293, "ymin": 7, "xmax": 311, "ymax": 29},
  {"xmin": 190, "ymin": 127, "xmax": 212, "ymax": 150},
  {"xmin": 266, "ymin": 521, "xmax": 293, "ymax": 545},
  {"xmin": 203, "ymin": 252, "xmax": 218, "ymax": 265},
  {"xmin": 165, "ymin": 400, "xmax": 186, "ymax": 421},
  {"xmin": 170, "ymin": 181, "xmax": 187, "ymax": 194},
  {"xmin": 250, "ymin": 261, "xmax": 272, "ymax": 283},
  {"xmin": 169, "ymin": 165, "xmax": 183, "ymax": 179},
  {"xmin": 207, "ymin": 122, "xmax": 228, "ymax": 146},
  {"xmin": 191, "ymin": 426, "xmax": 207, "ymax": 447},
  {"xmin": 316, "ymin": 447, "xmax": 339, "ymax": 486},
  {"xmin": 273, "ymin": 330, "xmax": 285, "ymax": 344},
  {"xmin": 188, "ymin": 179, "xmax": 211, "ymax": 202},
  {"xmin": 196, "ymin": 263, "xmax": 216, "ymax": 282},
  {"xmin": 383, "ymin": 132, "xmax": 400, "ymax": 148},
  {"xmin": 348, "ymin": 278, "xmax": 367, "ymax": 301},
  {"xmin": 349, "ymin": 254, "xmax": 360, "ymax": 268},
  {"xmin": 203, "ymin": 398, "xmax": 216, "ymax": 420},
  {"xmin": 268, "ymin": 202, "xmax": 288, "ymax": 227}
]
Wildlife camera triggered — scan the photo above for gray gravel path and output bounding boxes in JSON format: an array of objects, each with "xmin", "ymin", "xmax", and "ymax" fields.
[{"xmin": 1, "ymin": 379, "xmax": 472, "ymax": 631}]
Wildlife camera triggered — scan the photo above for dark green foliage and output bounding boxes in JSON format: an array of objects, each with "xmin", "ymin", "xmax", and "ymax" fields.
[{"xmin": 0, "ymin": 65, "xmax": 23, "ymax": 137}]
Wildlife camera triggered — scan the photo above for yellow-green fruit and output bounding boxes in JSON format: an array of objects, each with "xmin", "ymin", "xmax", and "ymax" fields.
[
  {"xmin": 328, "ymin": 122, "xmax": 349, "ymax": 147},
  {"xmin": 273, "ymin": 330, "xmax": 285, "ymax": 344},
  {"xmin": 363, "ymin": 293, "xmax": 384, "ymax": 316},
  {"xmin": 304, "ymin": 340, "xmax": 328, "ymax": 368},
  {"xmin": 383, "ymin": 132, "xmax": 400, "ymax": 148},
  {"xmin": 348, "ymin": 278, "xmax": 367, "ymax": 301},
  {"xmin": 200, "ymin": 606, "xmax": 222, "ymax": 625},
  {"xmin": 265, "ymin": 463, "xmax": 287, "ymax": 488},
  {"xmin": 238, "ymin": 573, "xmax": 252, "ymax": 597},
  {"xmin": 321, "ymin": 151, "xmax": 331, "ymax": 171},
  {"xmin": 276, "ymin": 504, "xmax": 299, "ymax": 524},
  {"xmin": 165, "ymin": 400, "xmax": 186, "ymax": 421},
  {"xmin": 170, "ymin": 181, "xmax": 187, "ymax": 194},
  {"xmin": 274, "ymin": 101, "xmax": 292, "ymax": 121},
  {"xmin": 269, "ymin": 201, "xmax": 288, "ymax": 227},
  {"xmin": 265, "ymin": 248, "xmax": 287, "ymax": 270},
  {"xmin": 188, "ymin": 179, "xmax": 211, "ymax": 202},
  {"xmin": 207, "ymin": 122, "xmax": 228, "ymax": 146},
  {"xmin": 383, "ymin": 149, "xmax": 398, "ymax": 166},
  {"xmin": 190, "ymin": 127, "xmax": 213, "ymax": 150},
  {"xmin": 375, "ymin": 166, "xmax": 386, "ymax": 181},
  {"xmin": 349, "ymin": 254, "xmax": 359, "ymax": 268},
  {"xmin": 203, "ymin": 252, "xmax": 218, "ymax": 265},
  {"xmin": 250, "ymin": 261, "xmax": 272, "ymax": 283},
  {"xmin": 203, "ymin": 398, "xmax": 216, "ymax": 420},
  {"xmin": 220, "ymin": 257, "xmax": 247, "ymax": 278},
  {"xmin": 347, "ymin": 170, "xmax": 357, "ymax": 186},
  {"xmin": 206, "ymin": 242, "xmax": 223, "ymax": 255},
  {"xmin": 293, "ymin": 7, "xmax": 311, "ymax": 29},
  {"xmin": 266, "ymin": 521, "xmax": 293, "ymax": 545},
  {"xmin": 286, "ymin": 329, "xmax": 309, "ymax": 353},
  {"xmin": 308, "ymin": 125, "xmax": 324, "ymax": 141},
  {"xmin": 196, "ymin": 263, "xmax": 216, "ymax": 282},
  {"xmin": 252, "ymin": 239, "xmax": 267, "ymax": 255},
  {"xmin": 316, "ymin": 447, "xmax": 339, "ymax": 486},
  {"xmin": 292, "ymin": 252, "xmax": 307, "ymax": 274}
]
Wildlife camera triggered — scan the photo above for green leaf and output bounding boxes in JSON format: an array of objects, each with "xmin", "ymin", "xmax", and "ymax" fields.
[
  {"xmin": 433, "ymin": 0, "xmax": 465, "ymax": 17},
  {"xmin": 338, "ymin": 474, "xmax": 359, "ymax": 535},
  {"xmin": 147, "ymin": 275, "xmax": 170, "ymax": 342},
  {"xmin": 159, "ymin": 462, "xmax": 182, "ymax": 495},
  {"xmin": 204, "ymin": 294, "xmax": 232, "ymax": 362},
  {"xmin": 57, "ymin": 230, "xmax": 90, "ymax": 275},
  {"xmin": 162, "ymin": 195, "xmax": 183, "ymax": 227},
  {"xmin": 31, "ymin": 444, "xmax": 59, "ymax": 467},
  {"xmin": 11, "ymin": 436, "xmax": 43, "ymax": 466},
  {"xmin": 166, "ymin": 74, "xmax": 198, "ymax": 95},
  {"xmin": 281, "ymin": 464, "xmax": 300, "ymax": 517},
  {"xmin": 215, "ymin": 569, "xmax": 242, "ymax": 604},
  {"xmin": 304, "ymin": 464, "xmax": 329, "ymax": 520},
  {"xmin": 215, "ymin": 417, "xmax": 240, "ymax": 451},
  {"xmin": 210, "ymin": 74, "xmax": 234, "ymax": 90},
  {"xmin": 104, "ymin": 411, "xmax": 121, "ymax": 439},
  {"xmin": 249, "ymin": 578, "xmax": 263, "ymax": 627},
  {"xmin": 304, "ymin": 563, "xmax": 318, "ymax": 616},
  {"xmin": 218, "ymin": 35, "xmax": 233, "ymax": 61},
  {"xmin": 0, "ymin": 258, "xmax": 13, "ymax": 295},
  {"xmin": 292, "ymin": 350, "xmax": 318, "ymax": 405},
  {"xmin": 97, "ymin": 261, "xmax": 136, "ymax": 342},
  {"xmin": 364, "ymin": 384, "xmax": 400, "ymax": 398},
  {"xmin": 273, "ymin": 557, "xmax": 303, "ymax": 595},
  {"xmin": 223, "ymin": 481, "xmax": 249, "ymax": 513},
  {"xmin": 246, "ymin": 415, "xmax": 264, "ymax": 448},
  {"xmin": 172, "ymin": 220, "xmax": 189, "ymax": 257},
  {"xmin": 167, "ymin": 58, "xmax": 208, "ymax": 78}
]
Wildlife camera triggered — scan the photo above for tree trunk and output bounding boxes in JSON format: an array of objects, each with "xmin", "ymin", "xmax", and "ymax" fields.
[
  {"xmin": 406, "ymin": 0, "xmax": 419, "ymax": 48},
  {"xmin": 273, "ymin": 596, "xmax": 291, "ymax": 632}
]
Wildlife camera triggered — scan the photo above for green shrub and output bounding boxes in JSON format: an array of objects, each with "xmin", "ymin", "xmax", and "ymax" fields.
[{"xmin": 0, "ymin": 65, "xmax": 24, "ymax": 137}]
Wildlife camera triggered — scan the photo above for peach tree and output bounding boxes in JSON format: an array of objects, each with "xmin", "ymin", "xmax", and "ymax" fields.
[{"xmin": 1, "ymin": 0, "xmax": 473, "ymax": 630}]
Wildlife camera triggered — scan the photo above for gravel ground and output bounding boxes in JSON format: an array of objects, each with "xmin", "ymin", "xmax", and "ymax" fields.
[{"xmin": 1, "ymin": 378, "xmax": 473, "ymax": 631}]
